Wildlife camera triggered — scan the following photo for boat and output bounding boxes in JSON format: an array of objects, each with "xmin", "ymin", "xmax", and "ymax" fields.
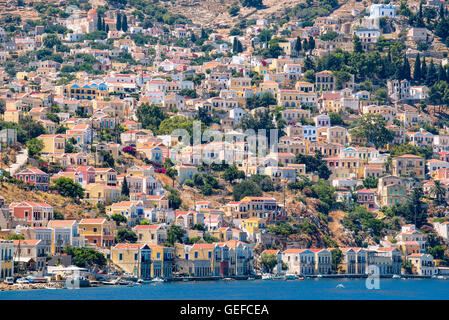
[
  {"xmin": 247, "ymin": 277, "xmax": 255, "ymax": 281},
  {"xmin": 182, "ymin": 278, "xmax": 190, "ymax": 282},
  {"xmin": 316, "ymin": 274, "xmax": 323, "ymax": 278},
  {"xmin": 284, "ymin": 274, "xmax": 296, "ymax": 280},
  {"xmin": 336, "ymin": 284, "xmax": 345, "ymax": 289},
  {"xmin": 392, "ymin": 275, "xmax": 401, "ymax": 279},
  {"xmin": 102, "ymin": 278, "xmax": 120, "ymax": 285},
  {"xmin": 298, "ymin": 277, "xmax": 305, "ymax": 280},
  {"xmin": 223, "ymin": 277, "xmax": 234, "ymax": 281},
  {"xmin": 151, "ymin": 277, "xmax": 165, "ymax": 283},
  {"xmin": 262, "ymin": 274, "xmax": 273, "ymax": 280}
]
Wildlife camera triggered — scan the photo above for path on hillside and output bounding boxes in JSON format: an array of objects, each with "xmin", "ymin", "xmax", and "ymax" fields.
[{"xmin": 7, "ymin": 148, "xmax": 28, "ymax": 176}]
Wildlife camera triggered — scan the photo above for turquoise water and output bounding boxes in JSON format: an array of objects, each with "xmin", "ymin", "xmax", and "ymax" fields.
[{"xmin": 1, "ymin": 279, "xmax": 449, "ymax": 300}]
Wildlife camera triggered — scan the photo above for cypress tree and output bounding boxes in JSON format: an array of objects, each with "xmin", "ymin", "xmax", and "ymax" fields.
[
  {"xmin": 237, "ymin": 39, "xmax": 243, "ymax": 53},
  {"xmin": 116, "ymin": 12, "xmax": 122, "ymax": 31},
  {"xmin": 421, "ymin": 57, "xmax": 427, "ymax": 81},
  {"xmin": 97, "ymin": 12, "xmax": 102, "ymax": 31},
  {"xmin": 233, "ymin": 37, "xmax": 238, "ymax": 53},
  {"xmin": 121, "ymin": 176, "xmax": 130, "ymax": 197},
  {"xmin": 201, "ymin": 28, "xmax": 207, "ymax": 39},
  {"xmin": 303, "ymin": 38, "xmax": 308, "ymax": 51},
  {"xmin": 106, "ymin": 23, "xmax": 109, "ymax": 33},
  {"xmin": 295, "ymin": 36, "xmax": 302, "ymax": 52},
  {"xmin": 308, "ymin": 36, "xmax": 315, "ymax": 50},
  {"xmin": 102, "ymin": 18, "xmax": 106, "ymax": 31},
  {"xmin": 426, "ymin": 59, "xmax": 437, "ymax": 86},
  {"xmin": 413, "ymin": 53, "xmax": 421, "ymax": 82},
  {"xmin": 437, "ymin": 63, "xmax": 446, "ymax": 82},
  {"xmin": 122, "ymin": 14, "xmax": 128, "ymax": 32},
  {"xmin": 402, "ymin": 56, "xmax": 411, "ymax": 80}
]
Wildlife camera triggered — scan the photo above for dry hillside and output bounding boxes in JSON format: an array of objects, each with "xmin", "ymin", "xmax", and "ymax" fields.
[{"xmin": 0, "ymin": 182, "xmax": 93, "ymax": 219}]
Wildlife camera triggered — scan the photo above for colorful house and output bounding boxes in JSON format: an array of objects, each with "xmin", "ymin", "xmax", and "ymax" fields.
[{"xmin": 79, "ymin": 218, "xmax": 114, "ymax": 247}]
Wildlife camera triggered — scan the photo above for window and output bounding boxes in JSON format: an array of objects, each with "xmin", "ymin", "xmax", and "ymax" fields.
[{"xmin": 119, "ymin": 253, "xmax": 123, "ymax": 261}]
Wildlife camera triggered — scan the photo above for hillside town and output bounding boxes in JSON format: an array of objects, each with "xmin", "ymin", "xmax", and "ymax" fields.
[{"xmin": 3, "ymin": 0, "xmax": 449, "ymax": 288}]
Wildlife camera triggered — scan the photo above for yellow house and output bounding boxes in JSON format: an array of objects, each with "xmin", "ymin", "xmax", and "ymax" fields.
[
  {"xmin": 94, "ymin": 168, "xmax": 117, "ymax": 186},
  {"xmin": 0, "ymin": 239, "xmax": 14, "ymax": 280},
  {"xmin": 147, "ymin": 244, "xmax": 173, "ymax": 278},
  {"xmin": 111, "ymin": 62, "xmax": 128, "ymax": 72},
  {"xmin": 84, "ymin": 183, "xmax": 121, "ymax": 204},
  {"xmin": 38, "ymin": 134, "xmax": 65, "ymax": 154},
  {"xmin": 278, "ymin": 89, "xmax": 301, "ymax": 108},
  {"xmin": 111, "ymin": 243, "xmax": 152, "ymax": 279},
  {"xmin": 79, "ymin": 218, "xmax": 114, "ymax": 247},
  {"xmin": 241, "ymin": 217, "xmax": 266, "ymax": 236},
  {"xmin": 134, "ymin": 224, "xmax": 167, "ymax": 245},
  {"xmin": 3, "ymin": 110, "xmax": 23, "ymax": 123},
  {"xmin": 174, "ymin": 243, "xmax": 220, "ymax": 277},
  {"xmin": 392, "ymin": 154, "xmax": 425, "ymax": 179}
]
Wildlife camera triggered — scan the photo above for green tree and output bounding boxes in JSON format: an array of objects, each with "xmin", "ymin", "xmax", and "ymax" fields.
[
  {"xmin": 43, "ymin": 33, "xmax": 61, "ymax": 49},
  {"xmin": 111, "ymin": 213, "xmax": 127, "ymax": 226},
  {"xmin": 233, "ymin": 180, "xmax": 262, "ymax": 201},
  {"xmin": 136, "ymin": 103, "xmax": 168, "ymax": 134},
  {"xmin": 331, "ymin": 248, "xmax": 343, "ymax": 273},
  {"xmin": 402, "ymin": 260, "xmax": 413, "ymax": 274},
  {"xmin": 27, "ymin": 138, "xmax": 44, "ymax": 158},
  {"xmin": 122, "ymin": 14, "xmax": 128, "ymax": 32},
  {"xmin": 261, "ymin": 252, "xmax": 278, "ymax": 273},
  {"xmin": 64, "ymin": 246, "xmax": 107, "ymax": 268},
  {"xmin": 7, "ymin": 234, "xmax": 25, "ymax": 240},
  {"xmin": 430, "ymin": 180, "xmax": 446, "ymax": 205},
  {"xmin": 168, "ymin": 190, "xmax": 182, "ymax": 209},
  {"xmin": 295, "ymin": 36, "xmax": 302, "ymax": 53},
  {"xmin": 116, "ymin": 12, "xmax": 122, "ymax": 31},
  {"xmin": 413, "ymin": 54, "xmax": 421, "ymax": 82},
  {"xmin": 166, "ymin": 168, "xmax": 177, "ymax": 188},
  {"xmin": 329, "ymin": 112, "xmax": 344, "ymax": 126},
  {"xmin": 167, "ymin": 225, "xmax": 185, "ymax": 245},
  {"xmin": 352, "ymin": 114, "xmax": 394, "ymax": 149},
  {"xmin": 115, "ymin": 229, "xmax": 137, "ymax": 243},
  {"xmin": 408, "ymin": 186, "xmax": 427, "ymax": 227},
  {"xmin": 241, "ymin": 0, "xmax": 263, "ymax": 8},
  {"xmin": 140, "ymin": 219, "xmax": 150, "ymax": 225},
  {"xmin": 121, "ymin": 176, "xmax": 130, "ymax": 197},
  {"xmin": 223, "ymin": 165, "xmax": 245, "ymax": 184},
  {"xmin": 52, "ymin": 177, "xmax": 84, "ymax": 199},
  {"xmin": 363, "ymin": 177, "xmax": 379, "ymax": 189},
  {"xmin": 353, "ymin": 35, "xmax": 363, "ymax": 53}
]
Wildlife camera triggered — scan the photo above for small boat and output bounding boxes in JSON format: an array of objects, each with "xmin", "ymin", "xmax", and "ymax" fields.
[
  {"xmin": 336, "ymin": 284, "xmax": 345, "ymax": 289},
  {"xmin": 182, "ymin": 278, "xmax": 190, "ymax": 282},
  {"xmin": 151, "ymin": 277, "xmax": 165, "ymax": 283},
  {"xmin": 284, "ymin": 274, "xmax": 296, "ymax": 280},
  {"xmin": 392, "ymin": 275, "xmax": 401, "ymax": 279},
  {"xmin": 317, "ymin": 274, "xmax": 323, "ymax": 278},
  {"xmin": 45, "ymin": 286, "xmax": 57, "ymax": 290},
  {"xmin": 247, "ymin": 277, "xmax": 255, "ymax": 281},
  {"xmin": 298, "ymin": 277, "xmax": 305, "ymax": 280},
  {"xmin": 262, "ymin": 274, "xmax": 273, "ymax": 280},
  {"xmin": 223, "ymin": 277, "xmax": 234, "ymax": 281},
  {"xmin": 102, "ymin": 278, "xmax": 120, "ymax": 285}
]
